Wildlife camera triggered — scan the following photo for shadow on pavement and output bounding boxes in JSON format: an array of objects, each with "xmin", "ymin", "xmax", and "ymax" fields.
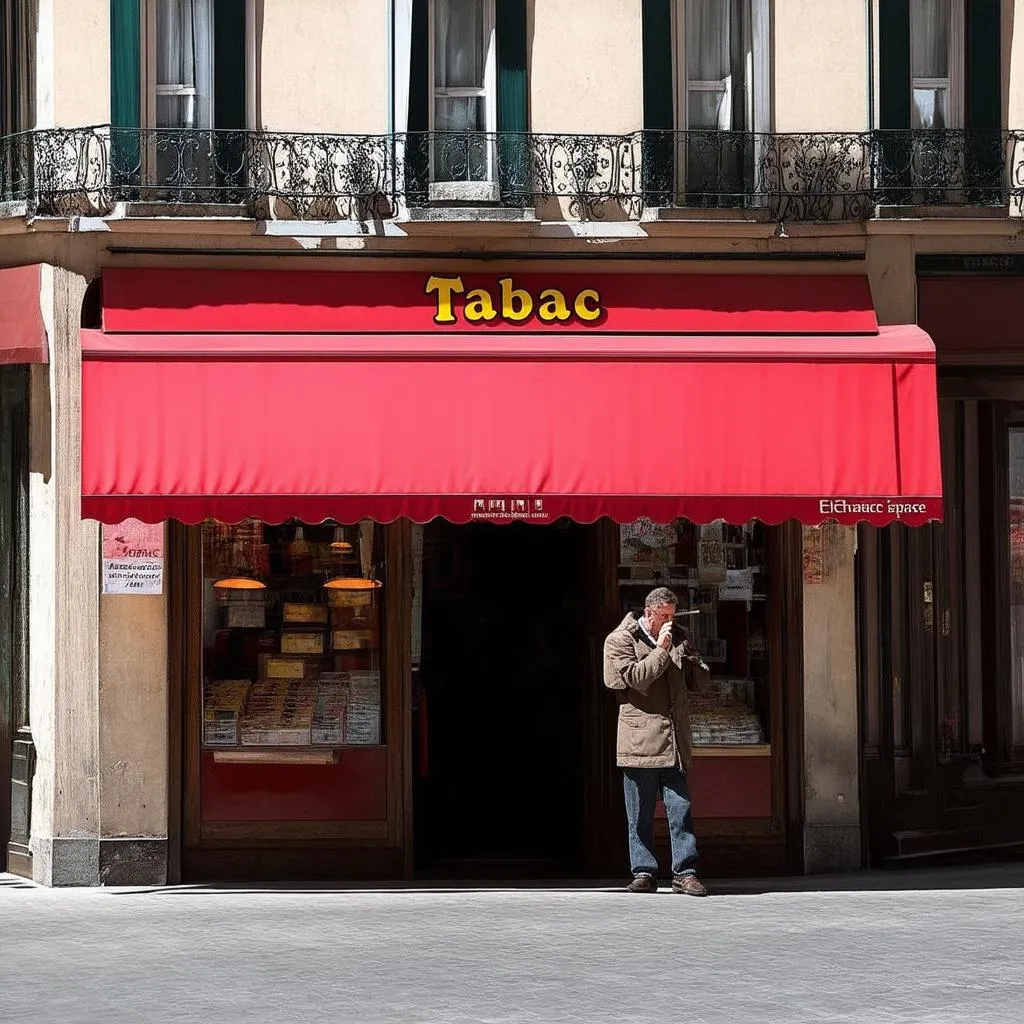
[{"xmin": 107, "ymin": 859, "xmax": 1024, "ymax": 898}]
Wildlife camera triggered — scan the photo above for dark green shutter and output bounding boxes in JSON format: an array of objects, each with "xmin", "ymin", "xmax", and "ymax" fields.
[
  {"xmin": 966, "ymin": 0, "xmax": 1001, "ymax": 202},
  {"xmin": 496, "ymin": 0, "xmax": 527, "ymax": 132},
  {"xmin": 496, "ymin": 0, "xmax": 528, "ymax": 199},
  {"xmin": 405, "ymin": 0, "xmax": 429, "ymax": 202},
  {"xmin": 642, "ymin": 0, "xmax": 673, "ymax": 203},
  {"xmin": 877, "ymin": 0, "xmax": 911, "ymax": 202},
  {"xmin": 967, "ymin": 0, "xmax": 1000, "ymax": 130},
  {"xmin": 878, "ymin": 0, "xmax": 910, "ymax": 129},
  {"xmin": 214, "ymin": 0, "xmax": 246, "ymax": 129},
  {"xmin": 110, "ymin": 0, "xmax": 141, "ymax": 185},
  {"xmin": 213, "ymin": 0, "xmax": 246, "ymax": 200}
]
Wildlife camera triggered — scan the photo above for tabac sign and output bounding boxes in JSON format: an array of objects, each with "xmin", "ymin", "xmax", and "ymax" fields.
[{"xmin": 425, "ymin": 275, "xmax": 603, "ymax": 326}]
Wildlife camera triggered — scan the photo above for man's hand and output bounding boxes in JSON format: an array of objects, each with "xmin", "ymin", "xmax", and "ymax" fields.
[{"xmin": 657, "ymin": 622, "xmax": 673, "ymax": 651}]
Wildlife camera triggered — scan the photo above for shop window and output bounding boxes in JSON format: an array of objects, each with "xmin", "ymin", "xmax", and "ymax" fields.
[
  {"xmin": 619, "ymin": 518, "xmax": 770, "ymax": 748},
  {"xmin": 201, "ymin": 520, "xmax": 385, "ymax": 756}
]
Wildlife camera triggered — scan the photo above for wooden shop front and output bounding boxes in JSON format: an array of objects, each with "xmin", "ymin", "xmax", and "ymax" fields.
[{"xmin": 79, "ymin": 267, "xmax": 941, "ymax": 881}]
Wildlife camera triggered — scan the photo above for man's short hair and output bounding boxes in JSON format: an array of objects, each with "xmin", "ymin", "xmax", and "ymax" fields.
[{"xmin": 645, "ymin": 586, "xmax": 678, "ymax": 610}]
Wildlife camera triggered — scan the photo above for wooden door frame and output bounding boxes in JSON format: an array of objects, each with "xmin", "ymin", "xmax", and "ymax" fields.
[{"xmin": 168, "ymin": 520, "xmax": 412, "ymax": 882}]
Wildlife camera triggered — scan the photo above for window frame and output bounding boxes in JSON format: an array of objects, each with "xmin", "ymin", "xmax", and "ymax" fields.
[
  {"xmin": 427, "ymin": 0, "xmax": 498, "ymax": 188},
  {"xmin": 908, "ymin": 0, "xmax": 965, "ymax": 130}
]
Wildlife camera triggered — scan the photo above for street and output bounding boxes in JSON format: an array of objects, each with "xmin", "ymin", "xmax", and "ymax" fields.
[{"xmin": 2, "ymin": 863, "xmax": 1023, "ymax": 1024}]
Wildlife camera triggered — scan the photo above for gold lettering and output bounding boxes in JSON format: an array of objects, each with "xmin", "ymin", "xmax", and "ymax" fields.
[
  {"xmin": 574, "ymin": 288, "xmax": 602, "ymax": 322},
  {"xmin": 425, "ymin": 275, "xmax": 465, "ymax": 324},
  {"xmin": 500, "ymin": 277, "xmax": 533, "ymax": 322},
  {"xmin": 464, "ymin": 288, "xmax": 497, "ymax": 323},
  {"xmin": 537, "ymin": 288, "xmax": 571, "ymax": 323}
]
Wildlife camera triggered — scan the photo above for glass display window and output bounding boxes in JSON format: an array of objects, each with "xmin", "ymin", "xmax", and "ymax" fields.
[
  {"xmin": 618, "ymin": 518, "xmax": 770, "ymax": 747},
  {"xmin": 200, "ymin": 519, "xmax": 386, "ymax": 753}
]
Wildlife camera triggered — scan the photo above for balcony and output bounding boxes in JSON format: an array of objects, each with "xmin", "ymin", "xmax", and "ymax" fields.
[{"xmin": 1, "ymin": 125, "xmax": 1023, "ymax": 223}]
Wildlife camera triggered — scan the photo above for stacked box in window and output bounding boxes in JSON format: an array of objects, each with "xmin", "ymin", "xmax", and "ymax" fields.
[
  {"xmin": 259, "ymin": 653, "xmax": 320, "ymax": 680},
  {"xmin": 280, "ymin": 631, "xmax": 325, "ymax": 656},
  {"xmin": 203, "ymin": 679, "xmax": 251, "ymax": 747},
  {"xmin": 311, "ymin": 672, "xmax": 350, "ymax": 745},
  {"xmin": 240, "ymin": 678, "xmax": 316, "ymax": 746},
  {"xmin": 346, "ymin": 671, "xmax": 381, "ymax": 745},
  {"xmin": 281, "ymin": 602, "xmax": 328, "ymax": 626}
]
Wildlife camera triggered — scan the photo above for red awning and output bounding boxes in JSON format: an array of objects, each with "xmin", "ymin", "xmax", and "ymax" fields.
[
  {"xmin": 80, "ymin": 325, "xmax": 942, "ymax": 527},
  {"xmin": 0, "ymin": 265, "xmax": 48, "ymax": 364}
]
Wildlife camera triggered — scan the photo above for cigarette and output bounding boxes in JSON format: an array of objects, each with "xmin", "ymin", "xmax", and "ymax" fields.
[{"xmin": 673, "ymin": 610, "xmax": 700, "ymax": 617}]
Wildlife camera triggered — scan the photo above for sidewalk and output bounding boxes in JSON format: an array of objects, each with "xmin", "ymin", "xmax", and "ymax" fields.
[{"xmin": 2, "ymin": 862, "xmax": 1023, "ymax": 1024}]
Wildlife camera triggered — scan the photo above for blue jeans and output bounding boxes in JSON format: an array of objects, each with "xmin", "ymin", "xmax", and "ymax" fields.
[{"xmin": 623, "ymin": 766, "xmax": 699, "ymax": 878}]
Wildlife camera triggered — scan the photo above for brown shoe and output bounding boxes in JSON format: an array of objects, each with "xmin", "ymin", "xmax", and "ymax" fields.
[
  {"xmin": 626, "ymin": 873, "xmax": 658, "ymax": 893},
  {"xmin": 672, "ymin": 874, "xmax": 708, "ymax": 897}
]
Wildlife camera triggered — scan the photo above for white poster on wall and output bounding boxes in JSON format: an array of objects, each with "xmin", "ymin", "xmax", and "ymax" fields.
[{"xmin": 101, "ymin": 519, "xmax": 164, "ymax": 595}]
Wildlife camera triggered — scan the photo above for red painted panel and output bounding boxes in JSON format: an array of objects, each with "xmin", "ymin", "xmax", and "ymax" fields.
[
  {"xmin": 201, "ymin": 747, "xmax": 388, "ymax": 822},
  {"xmin": 919, "ymin": 276, "xmax": 1024, "ymax": 358},
  {"xmin": 657, "ymin": 755, "xmax": 773, "ymax": 819},
  {"xmin": 0, "ymin": 265, "xmax": 47, "ymax": 363},
  {"xmin": 101, "ymin": 269, "xmax": 879, "ymax": 335}
]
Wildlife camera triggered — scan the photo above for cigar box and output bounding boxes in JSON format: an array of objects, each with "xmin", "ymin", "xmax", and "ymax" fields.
[
  {"xmin": 259, "ymin": 653, "xmax": 318, "ymax": 680},
  {"xmin": 280, "ymin": 631, "xmax": 325, "ymax": 655},
  {"xmin": 281, "ymin": 602, "xmax": 328, "ymax": 625},
  {"xmin": 240, "ymin": 678, "xmax": 317, "ymax": 746},
  {"xmin": 331, "ymin": 629, "xmax": 377, "ymax": 651},
  {"xmin": 223, "ymin": 602, "xmax": 266, "ymax": 629},
  {"xmin": 325, "ymin": 589, "xmax": 374, "ymax": 609},
  {"xmin": 203, "ymin": 679, "xmax": 251, "ymax": 747},
  {"xmin": 335, "ymin": 651, "xmax": 373, "ymax": 672}
]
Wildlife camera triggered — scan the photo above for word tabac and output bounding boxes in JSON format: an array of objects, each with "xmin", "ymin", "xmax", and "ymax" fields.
[{"xmin": 425, "ymin": 275, "xmax": 603, "ymax": 326}]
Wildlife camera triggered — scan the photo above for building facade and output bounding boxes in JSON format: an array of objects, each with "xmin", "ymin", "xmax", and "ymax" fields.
[{"xmin": 0, "ymin": 0, "xmax": 1022, "ymax": 886}]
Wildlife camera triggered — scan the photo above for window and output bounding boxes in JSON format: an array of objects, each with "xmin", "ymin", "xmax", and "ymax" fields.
[
  {"xmin": 909, "ymin": 0, "xmax": 964, "ymax": 130},
  {"xmin": 1007, "ymin": 427, "xmax": 1024, "ymax": 751},
  {"xmin": 151, "ymin": 0, "xmax": 214, "ymax": 131},
  {"xmin": 429, "ymin": 0, "xmax": 497, "ymax": 185},
  {"xmin": 670, "ymin": 0, "xmax": 770, "ymax": 204}
]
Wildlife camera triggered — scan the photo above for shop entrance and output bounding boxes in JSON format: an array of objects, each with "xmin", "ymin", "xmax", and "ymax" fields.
[{"xmin": 415, "ymin": 520, "xmax": 593, "ymax": 876}]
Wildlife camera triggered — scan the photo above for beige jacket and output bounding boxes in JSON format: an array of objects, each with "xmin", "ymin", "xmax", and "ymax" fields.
[{"xmin": 602, "ymin": 612, "xmax": 701, "ymax": 771}]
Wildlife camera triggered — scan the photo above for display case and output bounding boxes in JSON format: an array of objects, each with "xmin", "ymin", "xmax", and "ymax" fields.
[
  {"xmin": 201, "ymin": 519, "xmax": 385, "ymax": 764},
  {"xmin": 619, "ymin": 518, "xmax": 770, "ymax": 751}
]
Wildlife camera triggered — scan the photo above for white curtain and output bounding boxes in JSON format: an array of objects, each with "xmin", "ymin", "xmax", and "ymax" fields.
[
  {"xmin": 910, "ymin": 0, "xmax": 950, "ymax": 129},
  {"xmin": 434, "ymin": 0, "xmax": 487, "ymax": 133},
  {"xmin": 156, "ymin": 0, "xmax": 214, "ymax": 130},
  {"xmin": 686, "ymin": 0, "xmax": 734, "ymax": 131}
]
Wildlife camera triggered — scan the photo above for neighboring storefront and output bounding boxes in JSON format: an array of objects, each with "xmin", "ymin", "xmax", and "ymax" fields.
[
  {"xmin": 859, "ymin": 254, "xmax": 1024, "ymax": 866},
  {"xmin": 79, "ymin": 266, "xmax": 942, "ymax": 881},
  {"xmin": 0, "ymin": 265, "xmax": 47, "ymax": 877}
]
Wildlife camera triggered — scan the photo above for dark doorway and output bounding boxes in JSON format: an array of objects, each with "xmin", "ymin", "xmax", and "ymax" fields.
[{"xmin": 415, "ymin": 520, "xmax": 591, "ymax": 876}]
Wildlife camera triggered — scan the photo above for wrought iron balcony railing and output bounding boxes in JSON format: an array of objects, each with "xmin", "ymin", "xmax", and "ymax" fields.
[{"xmin": 2, "ymin": 125, "xmax": 1023, "ymax": 222}]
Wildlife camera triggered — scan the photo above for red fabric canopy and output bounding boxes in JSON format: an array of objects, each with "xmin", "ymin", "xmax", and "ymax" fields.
[
  {"xmin": 80, "ymin": 325, "xmax": 942, "ymax": 527},
  {"xmin": 0, "ymin": 265, "xmax": 48, "ymax": 364}
]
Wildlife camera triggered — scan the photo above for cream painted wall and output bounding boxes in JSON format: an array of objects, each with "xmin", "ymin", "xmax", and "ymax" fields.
[
  {"xmin": 260, "ymin": 0, "xmax": 388, "ymax": 133},
  {"xmin": 35, "ymin": 0, "xmax": 109, "ymax": 128},
  {"xmin": 866, "ymin": 234, "xmax": 916, "ymax": 325},
  {"xmin": 802, "ymin": 525, "xmax": 861, "ymax": 874},
  {"xmin": 774, "ymin": 0, "xmax": 869, "ymax": 131},
  {"xmin": 98, "ymin": 591, "xmax": 169, "ymax": 838},
  {"xmin": 529, "ymin": 0, "xmax": 643, "ymax": 133}
]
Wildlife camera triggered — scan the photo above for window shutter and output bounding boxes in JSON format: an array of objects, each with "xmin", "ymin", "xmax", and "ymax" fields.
[
  {"xmin": 642, "ymin": 0, "xmax": 673, "ymax": 131},
  {"xmin": 405, "ymin": 0, "xmax": 430, "ymax": 201},
  {"xmin": 966, "ymin": 0, "xmax": 1001, "ymax": 202},
  {"xmin": 214, "ymin": 0, "xmax": 246, "ymax": 130},
  {"xmin": 110, "ymin": 0, "xmax": 140, "ymax": 129},
  {"xmin": 497, "ymin": 0, "xmax": 528, "ymax": 133},
  {"xmin": 966, "ymin": 0, "xmax": 999, "ymax": 130},
  {"xmin": 879, "ymin": 0, "xmax": 911, "ymax": 130},
  {"xmin": 642, "ymin": 0, "xmax": 674, "ymax": 204},
  {"xmin": 110, "ymin": 0, "xmax": 141, "ymax": 183},
  {"xmin": 496, "ymin": 0, "xmax": 528, "ymax": 199}
]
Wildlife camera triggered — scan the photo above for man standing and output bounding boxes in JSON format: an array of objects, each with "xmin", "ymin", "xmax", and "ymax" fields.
[{"xmin": 603, "ymin": 586, "xmax": 708, "ymax": 895}]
